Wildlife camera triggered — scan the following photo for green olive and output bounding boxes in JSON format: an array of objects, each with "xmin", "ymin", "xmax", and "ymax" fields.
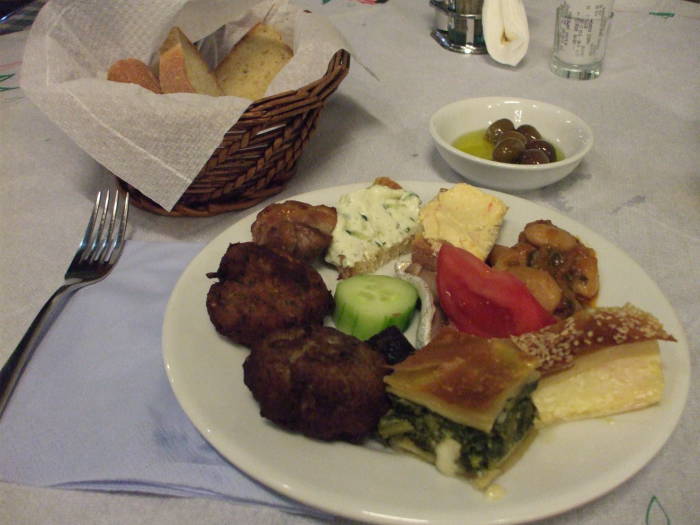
[
  {"xmin": 492, "ymin": 137, "xmax": 525, "ymax": 163},
  {"xmin": 517, "ymin": 124, "xmax": 542, "ymax": 142},
  {"xmin": 486, "ymin": 118, "xmax": 515, "ymax": 144},
  {"xmin": 519, "ymin": 149, "xmax": 550, "ymax": 164}
]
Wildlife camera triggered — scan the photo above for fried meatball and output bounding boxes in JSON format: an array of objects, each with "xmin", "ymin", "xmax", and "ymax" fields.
[
  {"xmin": 251, "ymin": 200, "xmax": 337, "ymax": 262},
  {"xmin": 206, "ymin": 243, "xmax": 333, "ymax": 347},
  {"xmin": 243, "ymin": 326, "xmax": 390, "ymax": 442}
]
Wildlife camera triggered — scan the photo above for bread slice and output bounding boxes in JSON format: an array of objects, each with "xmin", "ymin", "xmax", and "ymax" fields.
[
  {"xmin": 159, "ymin": 27, "xmax": 223, "ymax": 96},
  {"xmin": 413, "ymin": 183, "xmax": 507, "ymax": 271},
  {"xmin": 325, "ymin": 178, "xmax": 422, "ymax": 279},
  {"xmin": 215, "ymin": 23, "xmax": 293, "ymax": 100},
  {"xmin": 107, "ymin": 58, "xmax": 162, "ymax": 93}
]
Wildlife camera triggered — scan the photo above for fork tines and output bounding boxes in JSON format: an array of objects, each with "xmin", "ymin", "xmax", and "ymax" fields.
[{"xmin": 74, "ymin": 189, "xmax": 129, "ymax": 267}]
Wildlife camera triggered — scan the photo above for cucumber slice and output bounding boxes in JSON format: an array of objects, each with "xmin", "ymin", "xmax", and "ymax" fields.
[{"xmin": 333, "ymin": 274, "xmax": 418, "ymax": 341}]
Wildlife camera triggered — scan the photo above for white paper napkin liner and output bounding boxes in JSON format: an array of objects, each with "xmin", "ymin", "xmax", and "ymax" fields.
[{"xmin": 19, "ymin": 0, "xmax": 348, "ymax": 211}]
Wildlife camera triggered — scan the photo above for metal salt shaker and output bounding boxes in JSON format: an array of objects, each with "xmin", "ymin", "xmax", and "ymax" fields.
[{"xmin": 431, "ymin": 0, "xmax": 487, "ymax": 54}]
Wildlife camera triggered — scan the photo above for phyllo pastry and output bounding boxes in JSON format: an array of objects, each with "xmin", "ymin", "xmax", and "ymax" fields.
[{"xmin": 379, "ymin": 328, "xmax": 540, "ymax": 489}]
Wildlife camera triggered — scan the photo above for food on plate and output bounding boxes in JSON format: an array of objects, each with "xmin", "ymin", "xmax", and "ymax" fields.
[
  {"xmin": 395, "ymin": 261, "xmax": 440, "ymax": 349},
  {"xmin": 437, "ymin": 243, "xmax": 557, "ymax": 338},
  {"xmin": 326, "ymin": 178, "xmax": 421, "ymax": 278},
  {"xmin": 243, "ymin": 325, "xmax": 389, "ymax": 442},
  {"xmin": 333, "ymin": 274, "xmax": 418, "ymax": 341},
  {"xmin": 215, "ymin": 23, "xmax": 293, "ymax": 100},
  {"xmin": 489, "ymin": 220, "xmax": 599, "ymax": 318},
  {"xmin": 107, "ymin": 58, "xmax": 162, "ymax": 93},
  {"xmin": 198, "ymin": 181, "xmax": 678, "ymax": 495},
  {"xmin": 453, "ymin": 120, "xmax": 562, "ymax": 165},
  {"xmin": 511, "ymin": 303, "xmax": 676, "ymax": 375},
  {"xmin": 158, "ymin": 27, "xmax": 223, "ymax": 96},
  {"xmin": 206, "ymin": 242, "xmax": 332, "ymax": 346},
  {"xmin": 366, "ymin": 326, "xmax": 416, "ymax": 365},
  {"xmin": 411, "ymin": 182, "xmax": 508, "ymax": 270},
  {"xmin": 251, "ymin": 200, "xmax": 337, "ymax": 262},
  {"xmin": 533, "ymin": 340, "xmax": 665, "ymax": 425},
  {"xmin": 379, "ymin": 328, "xmax": 540, "ymax": 489}
]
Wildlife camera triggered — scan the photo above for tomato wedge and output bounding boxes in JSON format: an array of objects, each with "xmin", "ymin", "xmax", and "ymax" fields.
[{"xmin": 436, "ymin": 243, "xmax": 556, "ymax": 337}]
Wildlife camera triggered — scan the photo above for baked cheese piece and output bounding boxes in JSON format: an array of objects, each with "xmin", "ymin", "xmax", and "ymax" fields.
[
  {"xmin": 379, "ymin": 328, "xmax": 540, "ymax": 489},
  {"xmin": 533, "ymin": 340, "xmax": 664, "ymax": 425},
  {"xmin": 325, "ymin": 179, "xmax": 422, "ymax": 278},
  {"xmin": 215, "ymin": 23, "xmax": 293, "ymax": 100},
  {"xmin": 412, "ymin": 183, "xmax": 507, "ymax": 269}
]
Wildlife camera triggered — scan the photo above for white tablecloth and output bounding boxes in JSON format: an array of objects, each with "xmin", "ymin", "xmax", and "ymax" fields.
[{"xmin": 1, "ymin": 1, "xmax": 698, "ymax": 523}]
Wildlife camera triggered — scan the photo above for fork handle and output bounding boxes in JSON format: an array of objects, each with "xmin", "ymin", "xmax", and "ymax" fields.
[{"xmin": 0, "ymin": 283, "xmax": 78, "ymax": 418}]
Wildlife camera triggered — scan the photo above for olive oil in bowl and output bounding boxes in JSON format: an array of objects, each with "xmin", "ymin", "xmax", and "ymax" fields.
[{"xmin": 452, "ymin": 129, "xmax": 565, "ymax": 163}]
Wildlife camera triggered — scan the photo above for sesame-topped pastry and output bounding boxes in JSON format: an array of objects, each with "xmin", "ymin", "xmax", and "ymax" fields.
[
  {"xmin": 511, "ymin": 303, "xmax": 676, "ymax": 375},
  {"xmin": 511, "ymin": 304, "xmax": 677, "ymax": 426}
]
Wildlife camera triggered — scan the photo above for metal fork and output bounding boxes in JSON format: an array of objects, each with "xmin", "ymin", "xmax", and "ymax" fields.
[{"xmin": 0, "ymin": 189, "xmax": 129, "ymax": 418}]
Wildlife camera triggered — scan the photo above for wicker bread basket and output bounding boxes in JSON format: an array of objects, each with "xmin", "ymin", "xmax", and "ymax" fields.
[{"xmin": 117, "ymin": 49, "xmax": 350, "ymax": 217}]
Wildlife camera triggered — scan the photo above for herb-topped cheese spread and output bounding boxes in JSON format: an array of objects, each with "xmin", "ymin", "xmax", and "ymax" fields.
[{"xmin": 326, "ymin": 184, "xmax": 421, "ymax": 275}]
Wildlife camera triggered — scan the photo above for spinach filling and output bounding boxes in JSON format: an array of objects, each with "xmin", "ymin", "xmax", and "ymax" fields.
[{"xmin": 378, "ymin": 383, "xmax": 538, "ymax": 475}]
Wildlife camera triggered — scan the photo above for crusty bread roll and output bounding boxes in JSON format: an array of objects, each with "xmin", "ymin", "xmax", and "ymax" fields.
[
  {"xmin": 215, "ymin": 23, "xmax": 293, "ymax": 100},
  {"xmin": 107, "ymin": 58, "xmax": 162, "ymax": 94},
  {"xmin": 158, "ymin": 27, "xmax": 223, "ymax": 96}
]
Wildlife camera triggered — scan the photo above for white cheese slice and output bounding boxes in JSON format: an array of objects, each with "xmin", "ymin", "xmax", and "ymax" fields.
[{"xmin": 533, "ymin": 341, "xmax": 664, "ymax": 426}]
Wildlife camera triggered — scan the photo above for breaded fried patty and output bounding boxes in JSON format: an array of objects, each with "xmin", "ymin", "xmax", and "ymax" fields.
[
  {"xmin": 243, "ymin": 326, "xmax": 390, "ymax": 442},
  {"xmin": 251, "ymin": 200, "xmax": 337, "ymax": 262},
  {"xmin": 206, "ymin": 243, "xmax": 333, "ymax": 347}
]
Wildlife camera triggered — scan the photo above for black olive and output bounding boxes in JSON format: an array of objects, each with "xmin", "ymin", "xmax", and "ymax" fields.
[
  {"xmin": 492, "ymin": 138, "xmax": 525, "ymax": 163},
  {"xmin": 526, "ymin": 139, "xmax": 557, "ymax": 162},
  {"xmin": 497, "ymin": 130, "xmax": 528, "ymax": 145},
  {"xmin": 517, "ymin": 124, "xmax": 542, "ymax": 142},
  {"xmin": 519, "ymin": 149, "xmax": 550, "ymax": 165},
  {"xmin": 486, "ymin": 118, "xmax": 515, "ymax": 144},
  {"xmin": 366, "ymin": 326, "xmax": 415, "ymax": 365}
]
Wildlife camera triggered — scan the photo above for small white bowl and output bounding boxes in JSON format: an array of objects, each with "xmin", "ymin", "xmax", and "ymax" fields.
[{"xmin": 429, "ymin": 97, "xmax": 593, "ymax": 192}]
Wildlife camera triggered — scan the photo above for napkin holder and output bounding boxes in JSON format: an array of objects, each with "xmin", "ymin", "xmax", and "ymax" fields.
[
  {"xmin": 118, "ymin": 49, "xmax": 351, "ymax": 217},
  {"xmin": 430, "ymin": 0, "xmax": 486, "ymax": 55}
]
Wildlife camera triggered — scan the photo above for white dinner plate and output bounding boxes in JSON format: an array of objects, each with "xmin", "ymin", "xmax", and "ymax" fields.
[{"xmin": 162, "ymin": 181, "xmax": 689, "ymax": 524}]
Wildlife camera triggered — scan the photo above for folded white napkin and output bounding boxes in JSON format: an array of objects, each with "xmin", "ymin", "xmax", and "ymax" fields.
[
  {"xmin": 481, "ymin": 0, "xmax": 529, "ymax": 66},
  {"xmin": 0, "ymin": 241, "xmax": 328, "ymax": 521},
  {"xmin": 20, "ymin": 0, "xmax": 348, "ymax": 211}
]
